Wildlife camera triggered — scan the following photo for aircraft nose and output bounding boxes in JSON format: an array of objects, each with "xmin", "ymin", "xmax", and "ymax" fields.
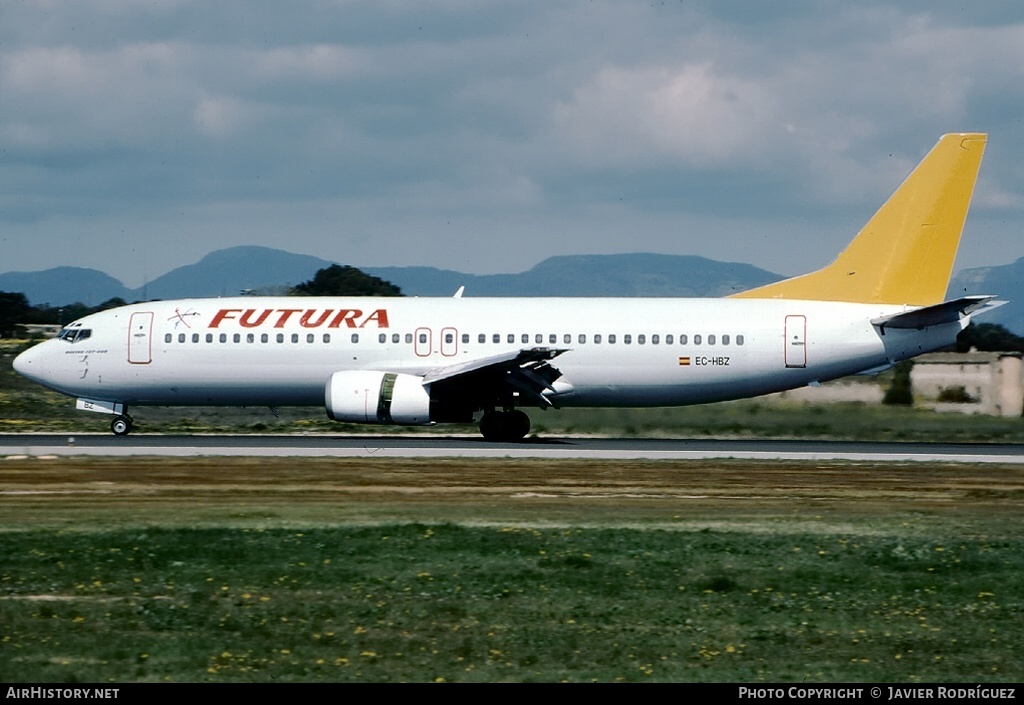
[{"xmin": 13, "ymin": 344, "xmax": 43, "ymax": 382}]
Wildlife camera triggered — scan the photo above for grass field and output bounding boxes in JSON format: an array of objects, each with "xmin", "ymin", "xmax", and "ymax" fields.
[{"xmin": 1, "ymin": 457, "xmax": 1022, "ymax": 682}]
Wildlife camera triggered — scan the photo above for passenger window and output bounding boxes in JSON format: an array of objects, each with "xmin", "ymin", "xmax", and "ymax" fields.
[
  {"xmin": 652, "ymin": 334, "xmax": 659, "ymax": 344},
  {"xmin": 522, "ymin": 334, "xmax": 529, "ymax": 344},
  {"xmin": 578, "ymin": 334, "xmax": 586, "ymax": 344},
  {"xmin": 446, "ymin": 333, "xmax": 455, "ymax": 344},
  {"xmin": 291, "ymin": 334, "xmax": 299, "ymax": 343},
  {"xmin": 508, "ymin": 334, "xmax": 515, "ymax": 344},
  {"xmin": 246, "ymin": 333, "xmax": 254, "ymax": 344},
  {"xmin": 549, "ymin": 334, "xmax": 557, "ymax": 344},
  {"xmin": 608, "ymin": 334, "xmax": 616, "ymax": 344},
  {"xmin": 462, "ymin": 334, "xmax": 469, "ymax": 344},
  {"xmin": 737, "ymin": 335, "xmax": 745, "ymax": 346},
  {"xmin": 666, "ymin": 334, "xmax": 673, "ymax": 344},
  {"xmin": 638, "ymin": 334, "xmax": 646, "ymax": 345},
  {"xmin": 351, "ymin": 334, "xmax": 359, "ymax": 344},
  {"xmin": 207, "ymin": 333, "xmax": 214, "ymax": 343},
  {"xmin": 220, "ymin": 333, "xmax": 227, "ymax": 343},
  {"xmin": 680, "ymin": 334, "xmax": 688, "ymax": 345},
  {"xmin": 394, "ymin": 334, "xmax": 401, "ymax": 343},
  {"xmin": 694, "ymin": 334, "xmax": 702, "ymax": 345},
  {"xmin": 406, "ymin": 333, "xmax": 413, "ymax": 344},
  {"xmin": 479, "ymin": 334, "xmax": 486, "ymax": 344},
  {"xmin": 594, "ymin": 334, "xmax": 602, "ymax": 344},
  {"xmin": 708, "ymin": 334, "xmax": 716, "ymax": 345},
  {"xmin": 722, "ymin": 334, "xmax": 730, "ymax": 345},
  {"xmin": 307, "ymin": 334, "xmax": 315, "ymax": 343},
  {"xmin": 233, "ymin": 333, "xmax": 241, "ymax": 343},
  {"xmin": 564, "ymin": 334, "xmax": 571, "ymax": 344},
  {"xmin": 261, "ymin": 333, "xmax": 268, "ymax": 343},
  {"xmin": 276, "ymin": 333, "xmax": 284, "ymax": 343},
  {"xmin": 493, "ymin": 334, "xmax": 500, "ymax": 343},
  {"xmin": 323, "ymin": 334, "xmax": 331, "ymax": 343},
  {"xmin": 379, "ymin": 334, "xmax": 387, "ymax": 343},
  {"xmin": 624, "ymin": 334, "xmax": 632, "ymax": 344},
  {"xmin": 419, "ymin": 333, "xmax": 428, "ymax": 344},
  {"xmin": 192, "ymin": 333, "xmax": 200, "ymax": 343},
  {"xmin": 165, "ymin": 333, "xmax": 172, "ymax": 343}
]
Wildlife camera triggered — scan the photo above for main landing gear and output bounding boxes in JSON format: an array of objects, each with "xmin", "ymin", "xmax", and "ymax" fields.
[
  {"xmin": 110, "ymin": 414, "xmax": 134, "ymax": 436},
  {"xmin": 479, "ymin": 409, "xmax": 531, "ymax": 442}
]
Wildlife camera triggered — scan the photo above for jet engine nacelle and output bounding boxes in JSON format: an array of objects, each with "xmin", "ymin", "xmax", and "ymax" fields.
[{"xmin": 325, "ymin": 370, "xmax": 432, "ymax": 425}]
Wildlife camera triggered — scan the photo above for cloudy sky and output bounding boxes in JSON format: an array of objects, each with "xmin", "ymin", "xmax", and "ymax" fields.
[{"xmin": 2, "ymin": 0, "xmax": 1023, "ymax": 288}]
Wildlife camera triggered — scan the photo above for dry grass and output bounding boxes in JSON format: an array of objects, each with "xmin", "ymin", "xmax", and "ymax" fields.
[{"xmin": 2, "ymin": 456, "xmax": 1022, "ymax": 531}]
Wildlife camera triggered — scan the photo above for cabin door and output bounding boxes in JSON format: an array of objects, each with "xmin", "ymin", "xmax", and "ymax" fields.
[
  {"xmin": 414, "ymin": 327, "xmax": 459, "ymax": 357},
  {"xmin": 128, "ymin": 312, "xmax": 154, "ymax": 364},
  {"xmin": 414, "ymin": 327, "xmax": 432, "ymax": 357},
  {"xmin": 784, "ymin": 315, "xmax": 807, "ymax": 368},
  {"xmin": 440, "ymin": 327, "xmax": 459, "ymax": 357}
]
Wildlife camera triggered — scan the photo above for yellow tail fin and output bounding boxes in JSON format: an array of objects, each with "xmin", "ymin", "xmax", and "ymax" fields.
[{"xmin": 731, "ymin": 133, "xmax": 987, "ymax": 305}]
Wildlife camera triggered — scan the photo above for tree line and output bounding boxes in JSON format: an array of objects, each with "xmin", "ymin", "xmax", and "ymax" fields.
[{"xmin": 0, "ymin": 265, "xmax": 402, "ymax": 338}]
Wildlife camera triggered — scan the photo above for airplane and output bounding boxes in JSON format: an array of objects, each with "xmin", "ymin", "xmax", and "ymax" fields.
[{"xmin": 13, "ymin": 133, "xmax": 1002, "ymax": 441}]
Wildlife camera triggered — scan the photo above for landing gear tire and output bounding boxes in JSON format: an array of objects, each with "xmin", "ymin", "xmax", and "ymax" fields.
[
  {"xmin": 508, "ymin": 409, "xmax": 530, "ymax": 440},
  {"xmin": 479, "ymin": 410, "xmax": 531, "ymax": 442},
  {"xmin": 479, "ymin": 412, "xmax": 501, "ymax": 441},
  {"xmin": 111, "ymin": 415, "xmax": 133, "ymax": 436}
]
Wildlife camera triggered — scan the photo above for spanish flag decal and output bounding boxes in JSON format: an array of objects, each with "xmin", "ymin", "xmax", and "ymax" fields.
[{"xmin": 678, "ymin": 356, "xmax": 691, "ymax": 366}]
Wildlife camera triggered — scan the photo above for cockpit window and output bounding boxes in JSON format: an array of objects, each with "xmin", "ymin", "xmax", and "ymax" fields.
[{"xmin": 57, "ymin": 328, "xmax": 92, "ymax": 343}]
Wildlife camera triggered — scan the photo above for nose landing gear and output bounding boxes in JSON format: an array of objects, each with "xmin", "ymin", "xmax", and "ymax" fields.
[{"xmin": 111, "ymin": 415, "xmax": 134, "ymax": 436}]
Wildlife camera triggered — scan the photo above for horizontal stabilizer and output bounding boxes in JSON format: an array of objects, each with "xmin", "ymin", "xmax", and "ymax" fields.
[{"xmin": 870, "ymin": 296, "xmax": 1004, "ymax": 331}]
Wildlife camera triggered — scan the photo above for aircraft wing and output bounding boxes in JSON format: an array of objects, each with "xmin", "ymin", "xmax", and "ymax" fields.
[
  {"xmin": 421, "ymin": 347, "xmax": 570, "ymax": 409},
  {"xmin": 870, "ymin": 296, "xmax": 1004, "ymax": 331}
]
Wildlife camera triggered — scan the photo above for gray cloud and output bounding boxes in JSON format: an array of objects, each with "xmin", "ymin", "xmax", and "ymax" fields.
[{"xmin": 2, "ymin": 1, "xmax": 1023, "ymax": 287}]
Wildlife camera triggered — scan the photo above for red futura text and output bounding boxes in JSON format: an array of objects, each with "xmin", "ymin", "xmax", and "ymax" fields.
[{"xmin": 208, "ymin": 308, "xmax": 390, "ymax": 329}]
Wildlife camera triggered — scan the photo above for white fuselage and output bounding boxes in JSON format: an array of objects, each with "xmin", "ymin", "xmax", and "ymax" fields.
[{"xmin": 14, "ymin": 296, "xmax": 961, "ymax": 412}]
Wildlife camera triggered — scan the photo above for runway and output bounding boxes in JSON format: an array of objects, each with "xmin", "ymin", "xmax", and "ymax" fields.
[{"xmin": 4, "ymin": 433, "xmax": 1024, "ymax": 463}]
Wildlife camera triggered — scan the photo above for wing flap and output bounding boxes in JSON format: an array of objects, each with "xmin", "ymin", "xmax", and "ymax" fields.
[
  {"xmin": 421, "ymin": 347, "xmax": 567, "ymax": 385},
  {"xmin": 420, "ymin": 347, "xmax": 570, "ymax": 410}
]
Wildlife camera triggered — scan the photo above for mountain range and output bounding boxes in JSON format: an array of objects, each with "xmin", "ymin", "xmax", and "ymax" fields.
[
  {"xmin": 2, "ymin": 245, "xmax": 1021, "ymax": 333},
  {"xmin": 0, "ymin": 246, "xmax": 782, "ymax": 303}
]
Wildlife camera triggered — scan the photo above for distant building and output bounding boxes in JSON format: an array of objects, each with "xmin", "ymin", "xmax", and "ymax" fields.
[
  {"xmin": 766, "ymin": 351, "xmax": 1024, "ymax": 418},
  {"xmin": 910, "ymin": 351, "xmax": 1023, "ymax": 417}
]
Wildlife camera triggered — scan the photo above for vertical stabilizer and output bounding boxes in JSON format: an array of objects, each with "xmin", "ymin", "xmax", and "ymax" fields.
[{"xmin": 732, "ymin": 133, "xmax": 987, "ymax": 305}]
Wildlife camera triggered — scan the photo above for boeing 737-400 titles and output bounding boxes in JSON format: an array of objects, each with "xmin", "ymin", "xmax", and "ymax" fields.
[{"xmin": 14, "ymin": 133, "xmax": 1002, "ymax": 440}]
